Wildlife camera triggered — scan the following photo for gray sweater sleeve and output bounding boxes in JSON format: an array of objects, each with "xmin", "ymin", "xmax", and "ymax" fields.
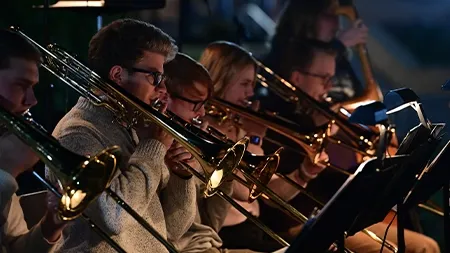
[
  {"xmin": 160, "ymin": 171, "xmax": 197, "ymax": 242},
  {"xmin": 47, "ymin": 128, "xmax": 167, "ymax": 235},
  {"xmin": 197, "ymin": 179, "xmax": 233, "ymax": 232}
]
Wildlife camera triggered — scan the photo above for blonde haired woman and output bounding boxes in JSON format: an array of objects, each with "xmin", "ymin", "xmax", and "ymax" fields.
[{"xmin": 199, "ymin": 41, "xmax": 328, "ymax": 252}]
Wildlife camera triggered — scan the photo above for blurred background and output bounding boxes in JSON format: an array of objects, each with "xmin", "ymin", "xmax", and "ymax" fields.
[{"xmin": 1, "ymin": 0, "xmax": 448, "ymax": 250}]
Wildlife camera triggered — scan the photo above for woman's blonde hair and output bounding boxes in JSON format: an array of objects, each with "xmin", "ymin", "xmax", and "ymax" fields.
[{"xmin": 198, "ymin": 41, "xmax": 257, "ymax": 99}]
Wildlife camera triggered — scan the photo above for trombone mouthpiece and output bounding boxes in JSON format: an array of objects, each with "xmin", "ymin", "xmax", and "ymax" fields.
[
  {"xmin": 151, "ymin": 99, "xmax": 161, "ymax": 108},
  {"xmin": 192, "ymin": 116, "xmax": 203, "ymax": 126},
  {"xmin": 152, "ymin": 98, "xmax": 167, "ymax": 112}
]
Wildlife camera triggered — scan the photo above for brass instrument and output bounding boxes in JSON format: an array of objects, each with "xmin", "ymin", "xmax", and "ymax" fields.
[
  {"xmin": 255, "ymin": 60, "xmax": 381, "ymax": 157},
  {"xmin": 11, "ymin": 27, "xmax": 252, "ymax": 253},
  {"xmin": 159, "ymin": 109, "xmax": 292, "ymax": 247},
  {"xmin": 335, "ymin": 0, "xmax": 444, "ymax": 224},
  {"xmin": 205, "ymin": 100, "xmax": 399, "ymax": 253},
  {"xmin": 11, "ymin": 27, "xmax": 248, "ymax": 195},
  {"xmin": 161, "ymin": 110, "xmax": 283, "ymax": 199},
  {"xmin": 207, "ymin": 97, "xmax": 355, "ymax": 175},
  {"xmin": 334, "ymin": 0, "xmax": 384, "ymax": 110},
  {"xmin": 161, "ymin": 108, "xmax": 318, "ymax": 246},
  {"xmin": 0, "ymin": 107, "xmax": 126, "ymax": 252}
]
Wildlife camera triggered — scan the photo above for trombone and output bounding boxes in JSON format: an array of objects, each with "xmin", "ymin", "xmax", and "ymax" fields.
[
  {"xmin": 207, "ymin": 97, "xmax": 355, "ymax": 175},
  {"xmin": 255, "ymin": 60, "xmax": 383, "ymax": 158},
  {"xmin": 205, "ymin": 99, "xmax": 399, "ymax": 253},
  {"xmin": 333, "ymin": 0, "xmax": 444, "ymax": 221},
  {"xmin": 159, "ymin": 109, "xmax": 291, "ymax": 246},
  {"xmin": 160, "ymin": 107, "xmax": 321, "ymax": 248},
  {"xmin": 195, "ymin": 113, "xmax": 363, "ymax": 252},
  {"xmin": 12, "ymin": 27, "xmax": 253, "ymax": 253},
  {"xmin": 0, "ymin": 107, "xmax": 126, "ymax": 252},
  {"xmin": 11, "ymin": 27, "xmax": 249, "ymax": 202}
]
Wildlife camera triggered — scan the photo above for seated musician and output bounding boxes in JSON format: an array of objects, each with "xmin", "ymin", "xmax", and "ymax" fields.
[
  {"xmin": 198, "ymin": 41, "xmax": 329, "ymax": 253},
  {"xmin": 164, "ymin": 52, "xmax": 260, "ymax": 253},
  {"xmin": 265, "ymin": 39, "xmax": 440, "ymax": 253},
  {"xmin": 46, "ymin": 19, "xmax": 198, "ymax": 252},
  {"xmin": 266, "ymin": 0, "xmax": 369, "ymax": 104},
  {"xmin": 0, "ymin": 29, "xmax": 67, "ymax": 252}
]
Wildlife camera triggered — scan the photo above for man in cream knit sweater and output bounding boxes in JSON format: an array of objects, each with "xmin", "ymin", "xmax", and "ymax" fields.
[
  {"xmin": 0, "ymin": 29, "xmax": 67, "ymax": 252},
  {"xmin": 47, "ymin": 19, "xmax": 197, "ymax": 252}
]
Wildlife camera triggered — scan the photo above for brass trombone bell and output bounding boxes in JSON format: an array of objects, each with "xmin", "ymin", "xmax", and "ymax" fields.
[
  {"xmin": 6, "ymin": 108, "xmax": 121, "ymax": 221},
  {"xmin": 205, "ymin": 98, "xmax": 364, "ymax": 174},
  {"xmin": 244, "ymin": 147, "xmax": 284, "ymax": 201}
]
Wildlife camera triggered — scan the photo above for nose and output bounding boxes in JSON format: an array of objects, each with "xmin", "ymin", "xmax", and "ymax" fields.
[
  {"xmin": 156, "ymin": 80, "xmax": 167, "ymax": 93},
  {"xmin": 25, "ymin": 88, "xmax": 38, "ymax": 108},
  {"xmin": 197, "ymin": 106, "xmax": 206, "ymax": 118},
  {"xmin": 156, "ymin": 83, "xmax": 168, "ymax": 100}
]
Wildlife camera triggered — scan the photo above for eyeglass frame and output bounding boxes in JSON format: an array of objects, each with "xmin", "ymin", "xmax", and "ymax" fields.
[
  {"xmin": 297, "ymin": 70, "xmax": 338, "ymax": 86},
  {"xmin": 130, "ymin": 67, "xmax": 166, "ymax": 87},
  {"xmin": 170, "ymin": 94, "xmax": 208, "ymax": 112}
]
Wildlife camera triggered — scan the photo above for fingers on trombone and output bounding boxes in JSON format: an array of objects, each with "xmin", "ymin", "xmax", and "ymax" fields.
[{"xmin": 166, "ymin": 145, "xmax": 192, "ymax": 161}]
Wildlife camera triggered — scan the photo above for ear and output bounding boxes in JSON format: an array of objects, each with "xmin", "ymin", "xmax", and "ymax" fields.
[
  {"xmin": 289, "ymin": 70, "xmax": 305, "ymax": 87},
  {"xmin": 108, "ymin": 65, "xmax": 126, "ymax": 85}
]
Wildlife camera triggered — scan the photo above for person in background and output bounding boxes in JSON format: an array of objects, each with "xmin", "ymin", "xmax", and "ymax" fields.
[
  {"xmin": 164, "ymin": 52, "xmax": 258, "ymax": 253},
  {"xmin": 269, "ymin": 39, "xmax": 440, "ymax": 253},
  {"xmin": 0, "ymin": 29, "xmax": 67, "ymax": 252},
  {"xmin": 199, "ymin": 41, "xmax": 328, "ymax": 253},
  {"xmin": 266, "ymin": 0, "xmax": 369, "ymax": 104}
]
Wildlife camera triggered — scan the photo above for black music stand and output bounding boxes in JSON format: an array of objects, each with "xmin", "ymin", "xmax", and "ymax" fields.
[
  {"xmin": 285, "ymin": 155, "xmax": 408, "ymax": 253},
  {"xmin": 285, "ymin": 113, "xmax": 443, "ymax": 253},
  {"xmin": 383, "ymin": 87, "xmax": 437, "ymax": 252},
  {"xmin": 403, "ymin": 139, "xmax": 450, "ymax": 253},
  {"xmin": 441, "ymin": 80, "xmax": 450, "ymax": 252},
  {"xmin": 441, "ymin": 79, "xmax": 450, "ymax": 91}
]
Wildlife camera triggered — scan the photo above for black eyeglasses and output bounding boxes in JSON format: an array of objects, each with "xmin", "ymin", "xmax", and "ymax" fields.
[
  {"xmin": 299, "ymin": 70, "xmax": 338, "ymax": 85},
  {"xmin": 171, "ymin": 94, "xmax": 207, "ymax": 112},
  {"xmin": 130, "ymin": 67, "xmax": 165, "ymax": 87}
]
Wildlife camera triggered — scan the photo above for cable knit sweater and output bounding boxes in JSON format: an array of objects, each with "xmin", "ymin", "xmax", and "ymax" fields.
[
  {"xmin": 46, "ymin": 97, "xmax": 197, "ymax": 253},
  {"xmin": 0, "ymin": 169, "xmax": 60, "ymax": 252},
  {"xmin": 172, "ymin": 172, "xmax": 233, "ymax": 253}
]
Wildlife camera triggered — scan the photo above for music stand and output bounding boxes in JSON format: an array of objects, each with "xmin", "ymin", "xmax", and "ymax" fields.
[
  {"xmin": 441, "ymin": 79, "xmax": 450, "ymax": 91},
  {"xmin": 383, "ymin": 87, "xmax": 440, "ymax": 252},
  {"xmin": 285, "ymin": 109, "xmax": 443, "ymax": 253},
  {"xmin": 285, "ymin": 155, "xmax": 409, "ymax": 253},
  {"xmin": 403, "ymin": 138, "xmax": 450, "ymax": 253}
]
